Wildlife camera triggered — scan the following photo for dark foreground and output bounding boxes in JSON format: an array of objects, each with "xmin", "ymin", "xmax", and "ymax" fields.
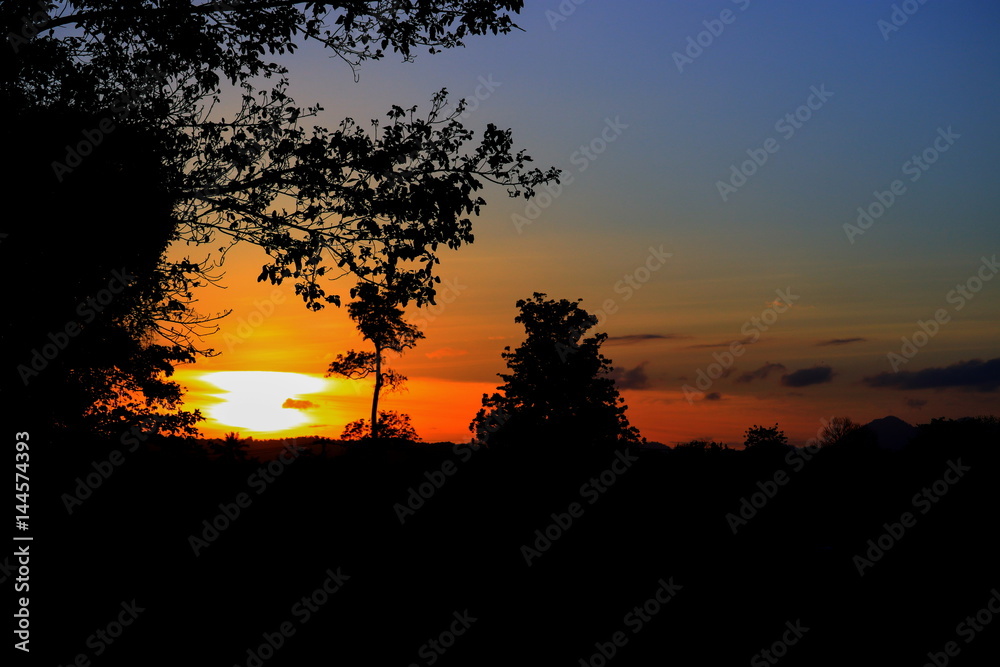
[{"xmin": 23, "ymin": 418, "xmax": 1000, "ymax": 666}]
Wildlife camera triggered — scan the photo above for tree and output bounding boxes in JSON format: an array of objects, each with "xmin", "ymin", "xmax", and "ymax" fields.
[
  {"xmin": 6, "ymin": 1, "xmax": 557, "ymax": 434},
  {"xmin": 674, "ymin": 439, "xmax": 729, "ymax": 454},
  {"xmin": 211, "ymin": 431, "xmax": 249, "ymax": 461},
  {"xmin": 7, "ymin": 1, "xmax": 558, "ymax": 308},
  {"xmin": 325, "ymin": 283, "xmax": 423, "ymax": 439},
  {"xmin": 818, "ymin": 416, "xmax": 863, "ymax": 447},
  {"xmin": 4, "ymin": 116, "xmax": 210, "ymax": 439},
  {"xmin": 471, "ymin": 293, "xmax": 642, "ymax": 449},
  {"xmin": 341, "ymin": 410, "xmax": 419, "ymax": 441},
  {"xmin": 742, "ymin": 424, "xmax": 789, "ymax": 452}
]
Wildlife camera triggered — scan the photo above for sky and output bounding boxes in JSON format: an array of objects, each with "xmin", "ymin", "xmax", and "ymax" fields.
[{"xmin": 171, "ymin": 0, "xmax": 1000, "ymax": 445}]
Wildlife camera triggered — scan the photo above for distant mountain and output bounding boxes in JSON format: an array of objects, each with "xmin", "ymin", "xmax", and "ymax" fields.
[
  {"xmin": 863, "ymin": 416, "xmax": 918, "ymax": 451},
  {"xmin": 638, "ymin": 440, "xmax": 671, "ymax": 451}
]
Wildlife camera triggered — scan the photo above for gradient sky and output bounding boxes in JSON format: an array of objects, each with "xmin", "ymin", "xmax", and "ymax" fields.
[{"xmin": 172, "ymin": 0, "xmax": 1000, "ymax": 445}]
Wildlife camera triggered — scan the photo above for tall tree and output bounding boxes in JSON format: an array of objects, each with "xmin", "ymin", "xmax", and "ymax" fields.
[
  {"xmin": 472, "ymin": 293, "xmax": 643, "ymax": 449},
  {"xmin": 4, "ymin": 116, "xmax": 210, "ymax": 439},
  {"xmin": 5, "ymin": 1, "xmax": 557, "ymax": 308},
  {"xmin": 5, "ymin": 1, "xmax": 557, "ymax": 432},
  {"xmin": 325, "ymin": 283, "xmax": 423, "ymax": 439}
]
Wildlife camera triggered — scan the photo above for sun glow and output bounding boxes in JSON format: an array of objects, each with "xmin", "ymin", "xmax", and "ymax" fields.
[{"xmin": 201, "ymin": 371, "xmax": 331, "ymax": 433}]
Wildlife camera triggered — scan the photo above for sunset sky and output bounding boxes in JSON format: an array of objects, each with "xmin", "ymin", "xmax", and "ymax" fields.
[{"xmin": 172, "ymin": 1, "xmax": 1000, "ymax": 445}]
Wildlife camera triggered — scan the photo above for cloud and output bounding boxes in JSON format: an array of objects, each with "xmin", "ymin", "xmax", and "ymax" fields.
[
  {"xmin": 609, "ymin": 362, "xmax": 650, "ymax": 390},
  {"xmin": 737, "ymin": 362, "xmax": 786, "ymax": 383},
  {"xmin": 425, "ymin": 347, "xmax": 469, "ymax": 359},
  {"xmin": 905, "ymin": 398, "xmax": 928, "ymax": 409},
  {"xmin": 780, "ymin": 365, "xmax": 835, "ymax": 388},
  {"xmin": 863, "ymin": 358, "xmax": 1000, "ymax": 392},
  {"xmin": 817, "ymin": 337, "xmax": 867, "ymax": 346},
  {"xmin": 704, "ymin": 392, "xmax": 722, "ymax": 401},
  {"xmin": 606, "ymin": 334, "xmax": 689, "ymax": 345},
  {"xmin": 686, "ymin": 337, "xmax": 754, "ymax": 349},
  {"xmin": 282, "ymin": 398, "xmax": 316, "ymax": 410}
]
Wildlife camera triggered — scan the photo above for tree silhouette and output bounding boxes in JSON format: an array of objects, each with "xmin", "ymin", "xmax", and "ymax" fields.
[
  {"xmin": 211, "ymin": 431, "xmax": 249, "ymax": 462},
  {"xmin": 818, "ymin": 416, "xmax": 863, "ymax": 447},
  {"xmin": 341, "ymin": 410, "xmax": 419, "ymax": 442},
  {"xmin": 675, "ymin": 439, "xmax": 730, "ymax": 454},
  {"xmin": 8, "ymin": 1, "xmax": 558, "ymax": 310},
  {"xmin": 4, "ymin": 118, "xmax": 210, "ymax": 438},
  {"xmin": 325, "ymin": 283, "xmax": 423, "ymax": 439},
  {"xmin": 742, "ymin": 423, "xmax": 789, "ymax": 452},
  {"xmin": 472, "ymin": 293, "xmax": 642, "ymax": 449},
  {"xmin": 8, "ymin": 1, "xmax": 556, "ymax": 435}
]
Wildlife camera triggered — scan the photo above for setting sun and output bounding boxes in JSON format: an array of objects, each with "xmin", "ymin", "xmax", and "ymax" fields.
[{"xmin": 200, "ymin": 371, "xmax": 332, "ymax": 434}]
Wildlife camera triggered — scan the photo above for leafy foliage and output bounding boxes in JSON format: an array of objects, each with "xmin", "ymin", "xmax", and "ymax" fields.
[
  {"xmin": 742, "ymin": 424, "xmax": 789, "ymax": 452},
  {"xmin": 472, "ymin": 293, "xmax": 642, "ymax": 449},
  {"xmin": 5, "ymin": 1, "xmax": 556, "ymax": 432},
  {"xmin": 340, "ymin": 410, "xmax": 419, "ymax": 441},
  {"xmin": 6, "ymin": 1, "xmax": 558, "ymax": 310}
]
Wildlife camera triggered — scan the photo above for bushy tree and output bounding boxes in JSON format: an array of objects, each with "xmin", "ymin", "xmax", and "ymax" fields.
[
  {"xmin": 471, "ymin": 293, "xmax": 642, "ymax": 449},
  {"xmin": 6, "ymin": 1, "xmax": 556, "ymax": 435},
  {"xmin": 6, "ymin": 1, "xmax": 557, "ymax": 309},
  {"xmin": 5, "ymin": 119, "xmax": 209, "ymax": 438},
  {"xmin": 742, "ymin": 424, "xmax": 789, "ymax": 452},
  {"xmin": 341, "ymin": 410, "xmax": 419, "ymax": 442}
]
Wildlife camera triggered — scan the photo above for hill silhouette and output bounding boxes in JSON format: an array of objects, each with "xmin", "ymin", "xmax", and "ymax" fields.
[{"xmin": 863, "ymin": 415, "xmax": 919, "ymax": 451}]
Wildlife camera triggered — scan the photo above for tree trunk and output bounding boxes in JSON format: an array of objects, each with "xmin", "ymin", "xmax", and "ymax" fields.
[{"xmin": 371, "ymin": 346, "xmax": 382, "ymax": 439}]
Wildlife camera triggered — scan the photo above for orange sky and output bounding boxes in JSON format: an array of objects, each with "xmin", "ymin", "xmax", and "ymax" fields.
[{"xmin": 167, "ymin": 227, "xmax": 999, "ymax": 446}]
